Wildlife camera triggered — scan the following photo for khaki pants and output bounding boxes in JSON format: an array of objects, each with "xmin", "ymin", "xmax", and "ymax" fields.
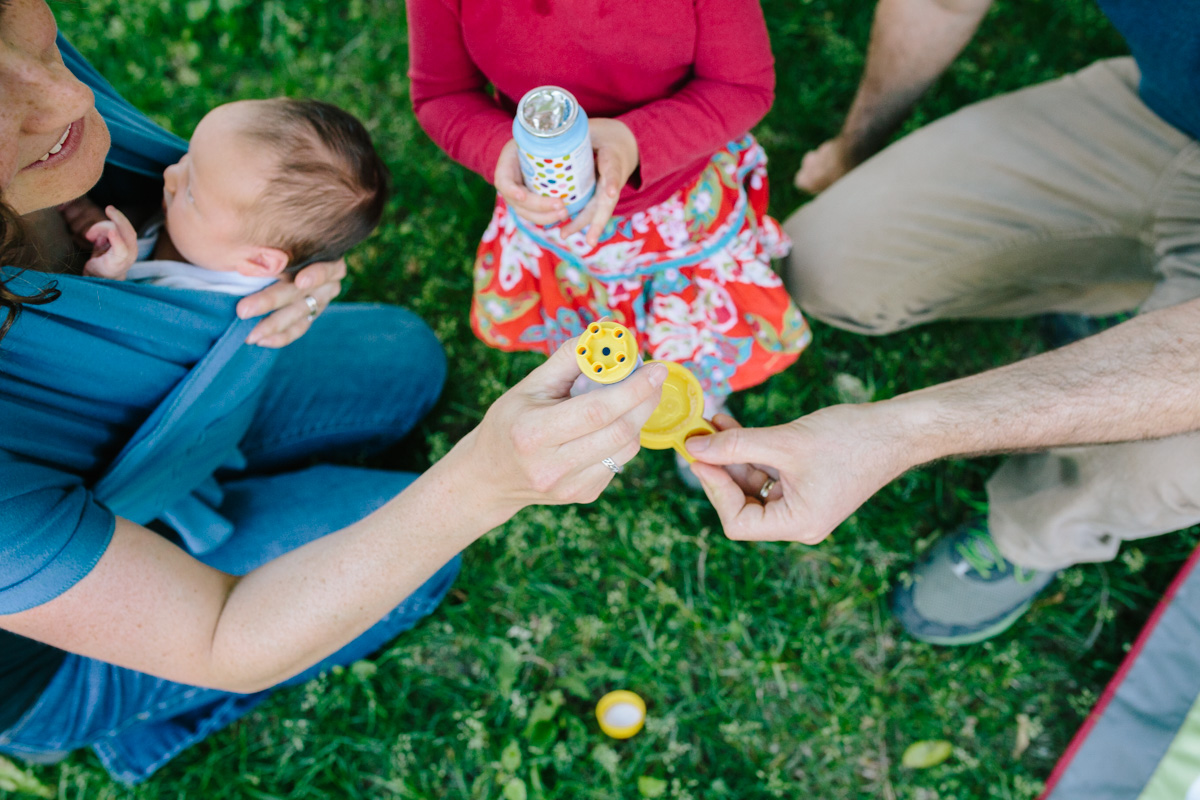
[{"xmin": 785, "ymin": 58, "xmax": 1200, "ymax": 570}]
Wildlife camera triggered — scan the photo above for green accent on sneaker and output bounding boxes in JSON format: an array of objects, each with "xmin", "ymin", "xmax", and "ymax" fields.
[
  {"xmin": 903, "ymin": 598, "xmax": 1036, "ymax": 647},
  {"xmin": 953, "ymin": 527, "xmax": 1041, "ymax": 584},
  {"xmin": 954, "ymin": 527, "xmax": 1003, "ymax": 578}
]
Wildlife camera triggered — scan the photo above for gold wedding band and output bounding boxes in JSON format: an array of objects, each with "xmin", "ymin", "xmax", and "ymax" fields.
[{"xmin": 758, "ymin": 478, "xmax": 776, "ymax": 500}]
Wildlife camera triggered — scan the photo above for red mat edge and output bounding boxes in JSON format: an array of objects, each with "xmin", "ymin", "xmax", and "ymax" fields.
[{"xmin": 1040, "ymin": 543, "xmax": 1200, "ymax": 798}]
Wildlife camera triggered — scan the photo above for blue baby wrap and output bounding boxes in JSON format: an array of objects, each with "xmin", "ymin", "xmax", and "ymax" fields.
[{"xmin": 0, "ymin": 37, "xmax": 277, "ymax": 614}]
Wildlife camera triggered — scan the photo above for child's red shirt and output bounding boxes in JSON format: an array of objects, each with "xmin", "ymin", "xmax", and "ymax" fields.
[{"xmin": 407, "ymin": 0, "xmax": 776, "ymax": 215}]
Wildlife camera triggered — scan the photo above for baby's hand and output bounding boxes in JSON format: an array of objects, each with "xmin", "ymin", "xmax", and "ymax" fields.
[
  {"xmin": 82, "ymin": 206, "xmax": 139, "ymax": 280},
  {"xmin": 58, "ymin": 195, "xmax": 109, "ymax": 247}
]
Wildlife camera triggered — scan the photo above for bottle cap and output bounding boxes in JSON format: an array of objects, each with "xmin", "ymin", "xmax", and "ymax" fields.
[
  {"xmin": 516, "ymin": 86, "xmax": 580, "ymax": 138},
  {"xmin": 596, "ymin": 690, "xmax": 646, "ymax": 739},
  {"xmin": 575, "ymin": 321, "xmax": 639, "ymax": 384},
  {"xmin": 640, "ymin": 360, "xmax": 716, "ymax": 461}
]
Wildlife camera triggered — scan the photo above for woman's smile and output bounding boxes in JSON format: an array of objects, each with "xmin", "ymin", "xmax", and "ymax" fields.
[{"xmin": 20, "ymin": 115, "xmax": 84, "ymax": 172}]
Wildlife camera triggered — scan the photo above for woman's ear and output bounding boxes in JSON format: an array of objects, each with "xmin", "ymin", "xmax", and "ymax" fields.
[{"xmin": 238, "ymin": 246, "xmax": 290, "ymax": 277}]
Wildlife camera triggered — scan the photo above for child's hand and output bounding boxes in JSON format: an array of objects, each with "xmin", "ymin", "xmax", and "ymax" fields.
[
  {"xmin": 560, "ymin": 118, "xmax": 639, "ymax": 248},
  {"xmin": 81, "ymin": 205, "xmax": 139, "ymax": 280},
  {"xmin": 494, "ymin": 139, "xmax": 571, "ymax": 226}
]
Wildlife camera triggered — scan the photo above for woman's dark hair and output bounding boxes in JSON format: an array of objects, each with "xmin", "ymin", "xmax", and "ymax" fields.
[{"xmin": 0, "ymin": 198, "xmax": 61, "ymax": 341}]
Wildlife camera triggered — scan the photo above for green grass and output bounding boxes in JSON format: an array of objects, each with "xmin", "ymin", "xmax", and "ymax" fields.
[{"xmin": 10, "ymin": 1, "xmax": 1197, "ymax": 798}]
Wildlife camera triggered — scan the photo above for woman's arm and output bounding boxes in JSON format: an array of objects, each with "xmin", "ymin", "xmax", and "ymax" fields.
[
  {"xmin": 615, "ymin": 0, "xmax": 776, "ymax": 191},
  {"xmin": 1, "ymin": 345, "xmax": 667, "ymax": 693},
  {"xmin": 406, "ymin": 0, "xmax": 513, "ymax": 185}
]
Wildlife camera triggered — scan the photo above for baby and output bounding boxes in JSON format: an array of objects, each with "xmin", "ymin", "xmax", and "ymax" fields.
[{"xmin": 60, "ymin": 98, "xmax": 388, "ymax": 295}]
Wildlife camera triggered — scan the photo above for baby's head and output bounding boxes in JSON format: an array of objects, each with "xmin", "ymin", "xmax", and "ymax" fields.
[{"xmin": 161, "ymin": 98, "xmax": 388, "ymax": 276}]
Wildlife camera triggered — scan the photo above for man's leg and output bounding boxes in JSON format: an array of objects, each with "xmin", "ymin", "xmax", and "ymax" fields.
[
  {"xmin": 785, "ymin": 58, "xmax": 1188, "ymax": 333},
  {"xmin": 988, "ymin": 437, "xmax": 1200, "ymax": 570},
  {"xmin": 988, "ymin": 136, "xmax": 1200, "ymax": 570},
  {"xmin": 783, "ymin": 58, "xmax": 1200, "ymax": 642}
]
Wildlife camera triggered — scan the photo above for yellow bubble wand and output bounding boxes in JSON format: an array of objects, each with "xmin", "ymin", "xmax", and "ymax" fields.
[{"xmin": 574, "ymin": 320, "xmax": 715, "ymax": 462}]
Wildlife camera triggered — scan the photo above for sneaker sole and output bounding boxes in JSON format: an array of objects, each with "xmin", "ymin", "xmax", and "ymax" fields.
[{"xmin": 904, "ymin": 598, "xmax": 1034, "ymax": 646}]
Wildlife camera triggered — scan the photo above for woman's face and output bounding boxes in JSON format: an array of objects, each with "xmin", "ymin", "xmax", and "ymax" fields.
[{"xmin": 0, "ymin": 0, "xmax": 109, "ymax": 215}]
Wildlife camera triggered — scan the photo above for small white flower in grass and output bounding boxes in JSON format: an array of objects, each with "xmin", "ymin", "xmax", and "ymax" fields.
[{"xmin": 506, "ymin": 624, "xmax": 533, "ymax": 641}]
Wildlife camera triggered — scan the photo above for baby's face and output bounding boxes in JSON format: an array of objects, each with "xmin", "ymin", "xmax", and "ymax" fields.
[{"xmin": 161, "ymin": 101, "xmax": 275, "ymax": 272}]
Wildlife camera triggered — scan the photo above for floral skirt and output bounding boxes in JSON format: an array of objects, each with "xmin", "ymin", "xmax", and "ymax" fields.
[{"xmin": 471, "ymin": 135, "xmax": 810, "ymax": 398}]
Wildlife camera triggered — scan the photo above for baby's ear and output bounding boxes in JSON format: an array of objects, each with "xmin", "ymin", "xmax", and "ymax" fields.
[{"xmin": 239, "ymin": 246, "xmax": 290, "ymax": 277}]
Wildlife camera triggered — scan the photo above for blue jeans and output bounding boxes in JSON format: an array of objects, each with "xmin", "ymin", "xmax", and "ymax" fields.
[{"xmin": 0, "ymin": 304, "xmax": 460, "ymax": 784}]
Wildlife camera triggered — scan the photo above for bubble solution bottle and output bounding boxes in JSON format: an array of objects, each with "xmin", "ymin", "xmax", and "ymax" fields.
[{"xmin": 513, "ymin": 86, "xmax": 597, "ymax": 218}]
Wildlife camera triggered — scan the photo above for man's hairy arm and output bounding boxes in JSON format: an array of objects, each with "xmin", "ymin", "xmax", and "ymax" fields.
[
  {"xmin": 689, "ymin": 299, "xmax": 1200, "ymax": 544},
  {"xmin": 898, "ymin": 301, "xmax": 1200, "ymax": 461},
  {"xmin": 796, "ymin": 0, "xmax": 995, "ymax": 193}
]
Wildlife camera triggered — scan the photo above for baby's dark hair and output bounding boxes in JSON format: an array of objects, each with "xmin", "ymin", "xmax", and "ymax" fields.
[{"xmin": 240, "ymin": 98, "xmax": 389, "ymax": 271}]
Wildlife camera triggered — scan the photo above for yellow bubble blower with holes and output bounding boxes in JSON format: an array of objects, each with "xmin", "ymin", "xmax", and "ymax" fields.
[{"xmin": 572, "ymin": 320, "xmax": 716, "ymax": 462}]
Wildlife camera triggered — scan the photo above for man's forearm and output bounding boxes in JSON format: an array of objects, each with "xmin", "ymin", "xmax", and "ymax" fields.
[
  {"xmin": 887, "ymin": 300, "xmax": 1200, "ymax": 465},
  {"xmin": 838, "ymin": 0, "xmax": 994, "ymax": 164}
]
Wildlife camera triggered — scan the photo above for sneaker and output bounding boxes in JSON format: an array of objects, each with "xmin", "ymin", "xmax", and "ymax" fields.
[{"xmin": 891, "ymin": 518, "xmax": 1057, "ymax": 645}]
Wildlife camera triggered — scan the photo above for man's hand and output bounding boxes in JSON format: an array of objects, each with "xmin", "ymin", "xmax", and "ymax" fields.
[
  {"xmin": 795, "ymin": 136, "xmax": 856, "ymax": 195},
  {"xmin": 80, "ymin": 205, "xmax": 138, "ymax": 280},
  {"xmin": 796, "ymin": 0, "xmax": 995, "ymax": 195},
  {"xmin": 686, "ymin": 408, "xmax": 914, "ymax": 544}
]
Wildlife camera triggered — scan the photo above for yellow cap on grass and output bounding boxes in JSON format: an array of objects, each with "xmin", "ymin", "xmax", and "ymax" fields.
[{"xmin": 596, "ymin": 690, "xmax": 646, "ymax": 739}]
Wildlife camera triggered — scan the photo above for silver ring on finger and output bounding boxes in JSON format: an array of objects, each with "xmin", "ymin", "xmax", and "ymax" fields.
[
  {"xmin": 304, "ymin": 294, "xmax": 320, "ymax": 322},
  {"xmin": 758, "ymin": 477, "xmax": 776, "ymax": 500},
  {"xmin": 602, "ymin": 457, "xmax": 622, "ymax": 475}
]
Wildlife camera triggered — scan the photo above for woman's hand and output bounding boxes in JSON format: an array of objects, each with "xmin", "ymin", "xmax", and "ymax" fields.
[
  {"xmin": 494, "ymin": 139, "xmax": 572, "ymax": 226},
  {"xmin": 685, "ymin": 406, "xmax": 915, "ymax": 545},
  {"xmin": 237, "ymin": 258, "xmax": 347, "ymax": 347},
  {"xmin": 560, "ymin": 118, "xmax": 639, "ymax": 247},
  {"xmin": 462, "ymin": 339, "xmax": 667, "ymax": 516}
]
